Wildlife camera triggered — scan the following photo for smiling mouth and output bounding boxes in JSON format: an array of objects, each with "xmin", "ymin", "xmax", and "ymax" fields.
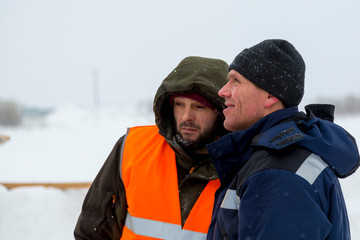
[
  {"xmin": 224, "ymin": 105, "xmax": 234, "ymax": 111},
  {"xmin": 223, "ymin": 104, "xmax": 234, "ymax": 115},
  {"xmin": 225, "ymin": 102, "xmax": 235, "ymax": 108}
]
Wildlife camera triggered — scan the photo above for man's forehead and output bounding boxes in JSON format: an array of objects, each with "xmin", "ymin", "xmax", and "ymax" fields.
[
  {"xmin": 173, "ymin": 96, "xmax": 202, "ymax": 103},
  {"xmin": 228, "ymin": 69, "xmax": 242, "ymax": 78},
  {"xmin": 170, "ymin": 93, "xmax": 217, "ymax": 112}
]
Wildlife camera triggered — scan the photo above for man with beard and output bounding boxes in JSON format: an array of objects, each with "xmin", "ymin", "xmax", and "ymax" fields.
[{"xmin": 74, "ymin": 56, "xmax": 229, "ymax": 240}]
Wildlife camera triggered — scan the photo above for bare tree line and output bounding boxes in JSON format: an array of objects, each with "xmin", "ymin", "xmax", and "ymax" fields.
[
  {"xmin": 0, "ymin": 99, "xmax": 22, "ymax": 126},
  {"xmin": 1, "ymin": 95, "xmax": 359, "ymax": 126},
  {"xmin": 316, "ymin": 95, "xmax": 360, "ymax": 116}
]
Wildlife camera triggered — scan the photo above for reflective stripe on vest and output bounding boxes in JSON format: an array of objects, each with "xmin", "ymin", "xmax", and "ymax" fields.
[
  {"xmin": 124, "ymin": 212, "xmax": 206, "ymax": 240},
  {"xmin": 120, "ymin": 125, "xmax": 220, "ymax": 240}
]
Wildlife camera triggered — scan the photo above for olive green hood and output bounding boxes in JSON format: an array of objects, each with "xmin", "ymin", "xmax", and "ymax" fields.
[{"xmin": 153, "ymin": 56, "xmax": 229, "ymax": 141}]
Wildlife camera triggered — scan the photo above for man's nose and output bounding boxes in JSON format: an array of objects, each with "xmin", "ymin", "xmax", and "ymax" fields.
[
  {"xmin": 218, "ymin": 82, "xmax": 230, "ymax": 98},
  {"xmin": 182, "ymin": 107, "xmax": 194, "ymax": 122}
]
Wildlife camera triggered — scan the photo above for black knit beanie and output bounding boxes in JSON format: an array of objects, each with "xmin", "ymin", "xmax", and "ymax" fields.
[{"xmin": 229, "ymin": 39, "xmax": 305, "ymax": 107}]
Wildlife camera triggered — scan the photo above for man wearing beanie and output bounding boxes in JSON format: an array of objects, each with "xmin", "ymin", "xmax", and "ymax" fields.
[
  {"xmin": 206, "ymin": 39, "xmax": 359, "ymax": 240},
  {"xmin": 75, "ymin": 56, "xmax": 229, "ymax": 239}
]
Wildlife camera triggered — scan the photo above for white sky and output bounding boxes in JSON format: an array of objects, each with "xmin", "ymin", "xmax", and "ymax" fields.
[{"xmin": 0, "ymin": 0, "xmax": 359, "ymax": 108}]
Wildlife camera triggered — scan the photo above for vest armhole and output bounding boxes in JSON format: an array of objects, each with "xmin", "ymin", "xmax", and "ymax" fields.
[{"xmin": 119, "ymin": 128, "xmax": 131, "ymax": 180}]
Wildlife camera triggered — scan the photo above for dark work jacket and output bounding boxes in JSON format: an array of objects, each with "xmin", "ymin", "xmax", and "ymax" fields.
[{"xmin": 206, "ymin": 107, "xmax": 360, "ymax": 240}]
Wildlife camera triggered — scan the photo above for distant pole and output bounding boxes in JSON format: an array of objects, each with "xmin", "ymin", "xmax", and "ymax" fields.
[{"xmin": 92, "ymin": 68, "xmax": 100, "ymax": 107}]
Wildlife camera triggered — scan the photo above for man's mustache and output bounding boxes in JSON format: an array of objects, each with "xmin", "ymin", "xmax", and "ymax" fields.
[{"xmin": 178, "ymin": 122, "xmax": 200, "ymax": 130}]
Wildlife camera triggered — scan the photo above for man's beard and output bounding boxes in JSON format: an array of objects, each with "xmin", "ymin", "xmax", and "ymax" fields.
[{"xmin": 175, "ymin": 122, "xmax": 217, "ymax": 152}]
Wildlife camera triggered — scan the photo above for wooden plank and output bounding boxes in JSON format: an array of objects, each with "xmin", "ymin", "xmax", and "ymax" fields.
[
  {"xmin": 0, "ymin": 135, "xmax": 10, "ymax": 144},
  {"xmin": 1, "ymin": 182, "xmax": 91, "ymax": 190}
]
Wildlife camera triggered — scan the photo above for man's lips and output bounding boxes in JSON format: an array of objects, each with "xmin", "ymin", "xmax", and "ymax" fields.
[
  {"xmin": 179, "ymin": 122, "xmax": 200, "ymax": 136},
  {"xmin": 225, "ymin": 102, "xmax": 235, "ymax": 108},
  {"xmin": 223, "ymin": 103, "xmax": 235, "ymax": 114},
  {"xmin": 182, "ymin": 127, "xmax": 198, "ymax": 133}
]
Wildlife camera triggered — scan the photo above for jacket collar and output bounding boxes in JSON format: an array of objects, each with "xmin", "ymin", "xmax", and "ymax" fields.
[
  {"xmin": 207, "ymin": 106, "xmax": 360, "ymax": 184},
  {"xmin": 207, "ymin": 107, "xmax": 299, "ymax": 185}
]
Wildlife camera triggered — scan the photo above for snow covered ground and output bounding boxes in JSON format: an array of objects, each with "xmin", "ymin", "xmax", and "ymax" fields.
[{"xmin": 0, "ymin": 105, "xmax": 359, "ymax": 240}]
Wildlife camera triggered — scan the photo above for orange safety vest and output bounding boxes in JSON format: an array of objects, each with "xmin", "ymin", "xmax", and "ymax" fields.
[{"xmin": 120, "ymin": 125, "xmax": 220, "ymax": 240}]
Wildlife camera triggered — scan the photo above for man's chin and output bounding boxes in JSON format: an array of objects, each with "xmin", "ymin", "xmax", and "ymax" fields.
[
  {"xmin": 176, "ymin": 134, "xmax": 201, "ymax": 149},
  {"xmin": 181, "ymin": 135, "xmax": 199, "ymax": 143}
]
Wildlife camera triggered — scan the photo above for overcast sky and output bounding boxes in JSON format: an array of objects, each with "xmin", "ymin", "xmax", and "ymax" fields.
[{"xmin": 0, "ymin": 0, "xmax": 359, "ymax": 109}]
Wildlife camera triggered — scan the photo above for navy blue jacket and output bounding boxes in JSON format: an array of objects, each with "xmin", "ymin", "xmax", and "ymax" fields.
[{"xmin": 206, "ymin": 107, "xmax": 359, "ymax": 240}]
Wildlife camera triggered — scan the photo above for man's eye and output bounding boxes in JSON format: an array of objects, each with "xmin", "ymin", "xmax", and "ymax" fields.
[{"xmin": 196, "ymin": 105, "xmax": 205, "ymax": 109}]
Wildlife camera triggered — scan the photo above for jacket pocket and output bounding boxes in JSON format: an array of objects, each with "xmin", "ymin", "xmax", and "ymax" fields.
[{"xmin": 93, "ymin": 192, "xmax": 120, "ymax": 239}]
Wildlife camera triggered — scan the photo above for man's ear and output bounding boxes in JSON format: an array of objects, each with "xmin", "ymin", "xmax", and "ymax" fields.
[{"xmin": 264, "ymin": 94, "xmax": 280, "ymax": 108}]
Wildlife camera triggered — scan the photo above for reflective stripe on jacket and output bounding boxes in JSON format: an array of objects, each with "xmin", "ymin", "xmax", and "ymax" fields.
[{"xmin": 120, "ymin": 125, "xmax": 220, "ymax": 240}]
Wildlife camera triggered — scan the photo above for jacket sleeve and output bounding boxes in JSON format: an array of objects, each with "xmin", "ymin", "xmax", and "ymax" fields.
[
  {"xmin": 74, "ymin": 136, "xmax": 127, "ymax": 240},
  {"xmin": 237, "ymin": 169, "xmax": 332, "ymax": 240}
]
